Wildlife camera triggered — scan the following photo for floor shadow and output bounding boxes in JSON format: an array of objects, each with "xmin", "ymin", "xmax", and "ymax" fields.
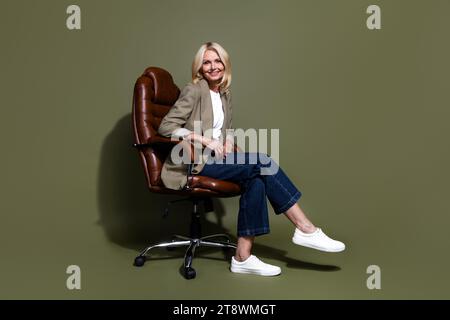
[
  {"xmin": 250, "ymin": 242, "xmax": 341, "ymax": 272},
  {"xmin": 97, "ymin": 114, "xmax": 339, "ymax": 272},
  {"xmin": 195, "ymin": 238, "xmax": 340, "ymax": 272}
]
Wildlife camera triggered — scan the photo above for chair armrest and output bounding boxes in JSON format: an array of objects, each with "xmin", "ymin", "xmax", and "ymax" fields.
[
  {"xmin": 133, "ymin": 135, "xmax": 197, "ymax": 163},
  {"xmin": 133, "ymin": 135, "xmax": 181, "ymax": 149}
]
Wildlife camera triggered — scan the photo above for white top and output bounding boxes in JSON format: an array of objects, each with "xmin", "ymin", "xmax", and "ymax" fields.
[
  {"xmin": 210, "ymin": 90, "xmax": 224, "ymax": 140},
  {"xmin": 171, "ymin": 90, "xmax": 224, "ymax": 140}
]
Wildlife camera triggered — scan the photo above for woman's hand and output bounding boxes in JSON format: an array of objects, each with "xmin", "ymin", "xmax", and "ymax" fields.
[
  {"xmin": 186, "ymin": 133, "xmax": 224, "ymax": 158},
  {"xmin": 224, "ymin": 140, "xmax": 235, "ymax": 154},
  {"xmin": 205, "ymin": 138, "xmax": 224, "ymax": 158}
]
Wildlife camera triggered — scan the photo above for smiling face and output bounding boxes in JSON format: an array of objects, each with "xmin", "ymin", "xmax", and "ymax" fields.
[{"xmin": 201, "ymin": 49, "xmax": 225, "ymax": 86}]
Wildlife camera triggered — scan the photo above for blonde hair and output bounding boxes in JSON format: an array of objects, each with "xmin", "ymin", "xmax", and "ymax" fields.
[{"xmin": 192, "ymin": 42, "xmax": 232, "ymax": 93}]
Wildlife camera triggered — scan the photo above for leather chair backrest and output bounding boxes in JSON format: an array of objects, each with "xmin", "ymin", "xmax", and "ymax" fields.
[{"xmin": 132, "ymin": 67, "xmax": 180, "ymax": 187}]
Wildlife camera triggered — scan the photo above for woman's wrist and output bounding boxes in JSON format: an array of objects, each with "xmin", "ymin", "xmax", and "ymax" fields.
[
  {"xmin": 187, "ymin": 132, "xmax": 195, "ymax": 141},
  {"xmin": 185, "ymin": 132, "xmax": 214, "ymax": 147},
  {"xmin": 186, "ymin": 132, "xmax": 198, "ymax": 143},
  {"xmin": 202, "ymin": 136, "xmax": 212, "ymax": 146}
]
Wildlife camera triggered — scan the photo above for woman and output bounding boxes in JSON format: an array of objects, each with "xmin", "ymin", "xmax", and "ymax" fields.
[{"xmin": 158, "ymin": 42, "xmax": 345, "ymax": 276}]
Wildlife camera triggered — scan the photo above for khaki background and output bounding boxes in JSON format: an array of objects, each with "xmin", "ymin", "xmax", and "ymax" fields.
[{"xmin": 1, "ymin": 0, "xmax": 449, "ymax": 299}]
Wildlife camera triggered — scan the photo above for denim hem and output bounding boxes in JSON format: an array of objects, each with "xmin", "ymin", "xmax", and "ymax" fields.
[
  {"xmin": 274, "ymin": 191, "xmax": 302, "ymax": 214},
  {"xmin": 237, "ymin": 227, "xmax": 270, "ymax": 237}
]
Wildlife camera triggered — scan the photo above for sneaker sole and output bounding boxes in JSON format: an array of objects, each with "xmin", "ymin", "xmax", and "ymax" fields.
[
  {"xmin": 292, "ymin": 237, "xmax": 345, "ymax": 252},
  {"xmin": 230, "ymin": 266, "xmax": 281, "ymax": 276}
]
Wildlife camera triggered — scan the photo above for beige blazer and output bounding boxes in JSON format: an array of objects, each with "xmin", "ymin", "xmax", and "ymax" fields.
[{"xmin": 157, "ymin": 79, "xmax": 233, "ymax": 190}]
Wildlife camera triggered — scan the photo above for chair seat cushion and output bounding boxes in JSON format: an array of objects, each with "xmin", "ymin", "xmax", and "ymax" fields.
[
  {"xmin": 188, "ymin": 175, "xmax": 241, "ymax": 196},
  {"xmin": 149, "ymin": 175, "xmax": 241, "ymax": 198}
]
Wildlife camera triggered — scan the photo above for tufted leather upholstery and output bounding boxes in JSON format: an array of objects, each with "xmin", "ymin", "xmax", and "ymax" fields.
[{"xmin": 132, "ymin": 66, "xmax": 241, "ymax": 197}]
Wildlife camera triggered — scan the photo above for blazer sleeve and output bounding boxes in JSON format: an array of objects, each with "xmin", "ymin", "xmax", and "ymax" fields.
[{"xmin": 157, "ymin": 83, "xmax": 198, "ymax": 138}]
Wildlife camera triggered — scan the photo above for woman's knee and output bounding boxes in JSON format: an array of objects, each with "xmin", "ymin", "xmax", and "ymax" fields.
[
  {"xmin": 257, "ymin": 153, "xmax": 279, "ymax": 176},
  {"xmin": 239, "ymin": 153, "xmax": 279, "ymax": 176},
  {"xmin": 256, "ymin": 153, "xmax": 272, "ymax": 165},
  {"xmin": 243, "ymin": 152, "xmax": 271, "ymax": 165}
]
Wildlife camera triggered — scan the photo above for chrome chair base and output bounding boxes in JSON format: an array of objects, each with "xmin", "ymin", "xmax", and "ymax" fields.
[{"xmin": 134, "ymin": 233, "xmax": 237, "ymax": 279}]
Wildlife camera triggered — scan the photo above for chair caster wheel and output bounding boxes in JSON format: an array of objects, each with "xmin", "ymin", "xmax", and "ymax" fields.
[
  {"xmin": 184, "ymin": 267, "xmax": 196, "ymax": 279},
  {"xmin": 134, "ymin": 256, "xmax": 146, "ymax": 267}
]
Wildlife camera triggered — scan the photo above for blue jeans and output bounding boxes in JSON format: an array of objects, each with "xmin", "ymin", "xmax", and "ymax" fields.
[{"xmin": 198, "ymin": 152, "xmax": 302, "ymax": 237}]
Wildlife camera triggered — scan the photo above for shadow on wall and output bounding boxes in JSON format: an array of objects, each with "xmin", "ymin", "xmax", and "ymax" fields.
[{"xmin": 96, "ymin": 114, "xmax": 231, "ymax": 252}]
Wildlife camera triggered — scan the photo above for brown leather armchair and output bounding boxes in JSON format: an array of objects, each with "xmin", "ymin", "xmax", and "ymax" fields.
[{"xmin": 131, "ymin": 66, "xmax": 241, "ymax": 279}]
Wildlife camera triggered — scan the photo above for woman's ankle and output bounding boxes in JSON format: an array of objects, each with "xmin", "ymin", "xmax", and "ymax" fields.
[
  {"xmin": 234, "ymin": 253, "xmax": 251, "ymax": 262},
  {"xmin": 297, "ymin": 223, "xmax": 317, "ymax": 234}
]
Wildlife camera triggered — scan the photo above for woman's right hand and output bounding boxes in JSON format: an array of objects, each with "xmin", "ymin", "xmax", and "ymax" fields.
[{"xmin": 186, "ymin": 133, "xmax": 224, "ymax": 158}]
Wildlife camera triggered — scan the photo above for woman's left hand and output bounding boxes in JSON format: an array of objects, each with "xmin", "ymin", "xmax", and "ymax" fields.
[{"xmin": 224, "ymin": 140, "xmax": 235, "ymax": 155}]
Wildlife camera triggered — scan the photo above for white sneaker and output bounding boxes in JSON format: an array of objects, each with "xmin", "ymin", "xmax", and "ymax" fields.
[
  {"xmin": 292, "ymin": 227, "xmax": 346, "ymax": 252},
  {"xmin": 230, "ymin": 255, "xmax": 281, "ymax": 276}
]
